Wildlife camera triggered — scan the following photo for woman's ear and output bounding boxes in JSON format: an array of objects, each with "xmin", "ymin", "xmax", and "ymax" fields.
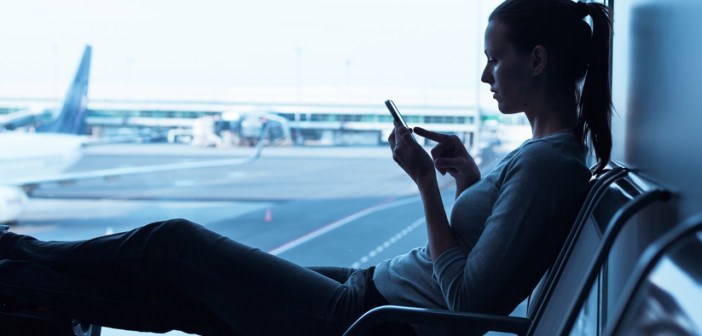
[{"xmin": 531, "ymin": 45, "xmax": 547, "ymax": 76}]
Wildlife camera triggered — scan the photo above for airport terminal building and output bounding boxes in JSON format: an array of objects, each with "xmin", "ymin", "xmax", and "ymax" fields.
[{"xmin": 0, "ymin": 92, "xmax": 481, "ymax": 148}]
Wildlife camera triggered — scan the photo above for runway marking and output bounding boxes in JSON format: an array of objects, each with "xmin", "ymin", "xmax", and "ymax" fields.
[
  {"xmin": 103, "ymin": 171, "xmax": 269, "ymax": 200},
  {"xmin": 267, "ymin": 197, "xmax": 420, "ymax": 256},
  {"xmin": 173, "ymin": 180, "xmax": 196, "ymax": 187},
  {"xmin": 350, "ymin": 217, "xmax": 425, "ymax": 268}
]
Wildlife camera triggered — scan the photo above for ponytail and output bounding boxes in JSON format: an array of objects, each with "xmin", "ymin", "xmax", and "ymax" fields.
[{"xmin": 576, "ymin": 2, "xmax": 613, "ymax": 175}]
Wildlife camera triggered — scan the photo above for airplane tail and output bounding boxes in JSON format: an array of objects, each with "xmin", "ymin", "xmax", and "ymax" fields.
[{"xmin": 36, "ymin": 45, "xmax": 91, "ymax": 135}]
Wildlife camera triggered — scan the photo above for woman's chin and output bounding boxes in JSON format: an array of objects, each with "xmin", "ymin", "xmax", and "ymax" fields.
[{"xmin": 497, "ymin": 105, "xmax": 522, "ymax": 115}]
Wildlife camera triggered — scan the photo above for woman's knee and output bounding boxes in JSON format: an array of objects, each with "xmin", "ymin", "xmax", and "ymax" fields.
[
  {"xmin": 141, "ymin": 218, "xmax": 206, "ymax": 250},
  {"xmin": 158, "ymin": 218, "xmax": 201, "ymax": 234}
]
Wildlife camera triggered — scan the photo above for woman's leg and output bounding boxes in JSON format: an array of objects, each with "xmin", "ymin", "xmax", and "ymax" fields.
[
  {"xmin": 0, "ymin": 259, "xmax": 237, "ymax": 335},
  {"xmin": 308, "ymin": 266, "xmax": 355, "ymax": 283},
  {"xmin": 0, "ymin": 218, "xmax": 371, "ymax": 335}
]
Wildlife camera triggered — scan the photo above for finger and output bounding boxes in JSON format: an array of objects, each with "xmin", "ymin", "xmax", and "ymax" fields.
[
  {"xmin": 393, "ymin": 126, "xmax": 407, "ymax": 154},
  {"xmin": 443, "ymin": 167, "xmax": 458, "ymax": 174},
  {"xmin": 396, "ymin": 124, "xmax": 410, "ymax": 135},
  {"xmin": 413, "ymin": 127, "xmax": 451, "ymax": 143},
  {"xmin": 430, "ymin": 143, "xmax": 446, "ymax": 159},
  {"xmin": 435, "ymin": 157, "xmax": 464, "ymax": 171},
  {"xmin": 436, "ymin": 157, "xmax": 464, "ymax": 165},
  {"xmin": 388, "ymin": 130, "xmax": 396, "ymax": 148},
  {"xmin": 400, "ymin": 127, "xmax": 414, "ymax": 143},
  {"xmin": 433, "ymin": 159, "xmax": 446, "ymax": 175},
  {"xmin": 436, "ymin": 164, "xmax": 459, "ymax": 177}
]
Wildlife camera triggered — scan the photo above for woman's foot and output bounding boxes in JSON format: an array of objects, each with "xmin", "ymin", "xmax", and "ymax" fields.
[
  {"xmin": 0, "ymin": 224, "xmax": 9, "ymax": 250},
  {"xmin": 0, "ymin": 224, "xmax": 8, "ymax": 239}
]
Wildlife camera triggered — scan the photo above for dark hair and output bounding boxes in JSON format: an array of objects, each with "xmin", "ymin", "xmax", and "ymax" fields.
[{"xmin": 490, "ymin": 0, "xmax": 613, "ymax": 174}]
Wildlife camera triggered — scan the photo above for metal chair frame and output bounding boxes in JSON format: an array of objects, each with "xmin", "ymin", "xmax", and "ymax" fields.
[{"xmin": 604, "ymin": 213, "xmax": 702, "ymax": 336}]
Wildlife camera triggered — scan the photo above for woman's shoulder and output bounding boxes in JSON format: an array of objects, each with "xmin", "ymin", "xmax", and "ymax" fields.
[
  {"xmin": 507, "ymin": 132, "xmax": 589, "ymax": 176},
  {"xmin": 517, "ymin": 132, "xmax": 583, "ymax": 160}
]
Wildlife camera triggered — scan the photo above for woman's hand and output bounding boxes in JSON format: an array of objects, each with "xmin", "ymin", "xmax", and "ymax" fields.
[
  {"xmin": 413, "ymin": 127, "xmax": 481, "ymax": 194},
  {"xmin": 388, "ymin": 124, "xmax": 436, "ymax": 187},
  {"xmin": 390, "ymin": 125, "xmax": 461, "ymax": 261}
]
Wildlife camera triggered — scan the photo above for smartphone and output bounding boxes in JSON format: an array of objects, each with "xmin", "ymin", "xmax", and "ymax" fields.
[{"xmin": 384, "ymin": 100, "xmax": 409, "ymax": 128}]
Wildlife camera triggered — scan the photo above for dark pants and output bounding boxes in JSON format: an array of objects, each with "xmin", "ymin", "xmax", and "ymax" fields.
[{"xmin": 0, "ymin": 219, "xmax": 380, "ymax": 335}]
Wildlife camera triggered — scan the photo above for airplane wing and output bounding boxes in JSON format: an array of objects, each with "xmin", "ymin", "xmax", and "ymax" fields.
[
  {"xmin": 8, "ymin": 124, "xmax": 269, "ymax": 188},
  {"xmin": 0, "ymin": 108, "xmax": 44, "ymax": 130}
]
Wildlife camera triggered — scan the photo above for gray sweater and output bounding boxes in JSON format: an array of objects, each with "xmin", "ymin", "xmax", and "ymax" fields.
[{"xmin": 373, "ymin": 131, "xmax": 591, "ymax": 317}]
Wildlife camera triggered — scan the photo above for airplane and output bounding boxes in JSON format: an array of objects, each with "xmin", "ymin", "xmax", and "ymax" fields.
[
  {"xmin": 0, "ymin": 45, "xmax": 268, "ymax": 224},
  {"xmin": 0, "ymin": 107, "xmax": 45, "ymax": 131}
]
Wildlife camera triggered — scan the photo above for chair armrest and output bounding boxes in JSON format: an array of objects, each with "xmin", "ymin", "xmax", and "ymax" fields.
[{"xmin": 343, "ymin": 305, "xmax": 531, "ymax": 336}]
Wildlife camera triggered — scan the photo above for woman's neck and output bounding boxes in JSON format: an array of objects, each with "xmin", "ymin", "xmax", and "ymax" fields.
[{"xmin": 524, "ymin": 91, "xmax": 578, "ymax": 139}]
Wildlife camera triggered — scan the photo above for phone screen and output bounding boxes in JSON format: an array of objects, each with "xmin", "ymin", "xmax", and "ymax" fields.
[{"xmin": 384, "ymin": 100, "xmax": 409, "ymax": 128}]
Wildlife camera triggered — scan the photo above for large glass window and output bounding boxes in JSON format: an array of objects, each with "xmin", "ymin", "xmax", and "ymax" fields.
[{"xmin": 0, "ymin": 1, "xmax": 521, "ymax": 335}]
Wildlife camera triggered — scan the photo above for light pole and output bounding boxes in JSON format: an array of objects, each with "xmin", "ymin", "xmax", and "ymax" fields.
[
  {"xmin": 473, "ymin": 0, "xmax": 484, "ymax": 153},
  {"xmin": 295, "ymin": 47, "xmax": 302, "ymax": 144},
  {"xmin": 52, "ymin": 44, "xmax": 59, "ymax": 103}
]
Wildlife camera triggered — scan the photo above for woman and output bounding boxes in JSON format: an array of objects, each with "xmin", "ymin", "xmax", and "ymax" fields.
[{"xmin": 0, "ymin": 0, "xmax": 612, "ymax": 335}]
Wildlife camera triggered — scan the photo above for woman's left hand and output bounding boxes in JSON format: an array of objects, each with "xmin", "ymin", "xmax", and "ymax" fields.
[{"xmin": 388, "ymin": 124, "xmax": 436, "ymax": 186}]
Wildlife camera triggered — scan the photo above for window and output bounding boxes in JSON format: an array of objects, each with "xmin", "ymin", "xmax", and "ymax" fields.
[{"xmin": 1, "ymin": 2, "xmax": 494, "ymax": 335}]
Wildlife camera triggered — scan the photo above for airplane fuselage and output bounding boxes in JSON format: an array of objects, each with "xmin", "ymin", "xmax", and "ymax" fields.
[
  {"xmin": 0, "ymin": 132, "xmax": 84, "ymax": 180},
  {"xmin": 0, "ymin": 132, "xmax": 84, "ymax": 222}
]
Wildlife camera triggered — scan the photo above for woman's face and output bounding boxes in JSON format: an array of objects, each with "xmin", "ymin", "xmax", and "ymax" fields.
[{"xmin": 481, "ymin": 20, "xmax": 535, "ymax": 114}]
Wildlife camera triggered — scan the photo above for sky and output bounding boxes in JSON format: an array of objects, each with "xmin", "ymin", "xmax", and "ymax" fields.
[{"xmin": 0, "ymin": 0, "xmax": 502, "ymax": 105}]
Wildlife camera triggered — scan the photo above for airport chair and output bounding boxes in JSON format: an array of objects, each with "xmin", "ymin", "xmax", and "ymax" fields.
[
  {"xmin": 525, "ymin": 165, "xmax": 629, "ymax": 316},
  {"xmin": 512, "ymin": 165, "xmax": 629, "ymax": 324},
  {"xmin": 546, "ymin": 163, "xmax": 671, "ymax": 334},
  {"xmin": 344, "ymin": 164, "xmax": 670, "ymax": 336},
  {"xmin": 604, "ymin": 213, "xmax": 702, "ymax": 336}
]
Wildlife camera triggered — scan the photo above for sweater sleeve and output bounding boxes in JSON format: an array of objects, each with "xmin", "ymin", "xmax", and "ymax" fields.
[{"xmin": 432, "ymin": 143, "xmax": 586, "ymax": 312}]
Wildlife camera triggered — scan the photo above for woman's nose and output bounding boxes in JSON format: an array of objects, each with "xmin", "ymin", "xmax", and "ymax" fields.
[{"xmin": 480, "ymin": 65, "xmax": 492, "ymax": 84}]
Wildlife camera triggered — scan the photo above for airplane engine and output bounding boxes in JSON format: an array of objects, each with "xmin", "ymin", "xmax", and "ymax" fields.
[{"xmin": 0, "ymin": 186, "xmax": 29, "ymax": 223}]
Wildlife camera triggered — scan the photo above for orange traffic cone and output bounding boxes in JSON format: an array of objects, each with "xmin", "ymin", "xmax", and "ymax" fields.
[{"xmin": 264, "ymin": 208, "xmax": 273, "ymax": 222}]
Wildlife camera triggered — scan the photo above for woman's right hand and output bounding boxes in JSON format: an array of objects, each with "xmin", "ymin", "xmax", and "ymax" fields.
[{"xmin": 413, "ymin": 127, "xmax": 481, "ymax": 193}]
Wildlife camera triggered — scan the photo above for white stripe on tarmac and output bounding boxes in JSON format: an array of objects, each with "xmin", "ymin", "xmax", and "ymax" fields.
[
  {"xmin": 350, "ymin": 217, "xmax": 425, "ymax": 268},
  {"xmin": 173, "ymin": 179, "xmax": 196, "ymax": 187},
  {"xmin": 267, "ymin": 197, "xmax": 420, "ymax": 256}
]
